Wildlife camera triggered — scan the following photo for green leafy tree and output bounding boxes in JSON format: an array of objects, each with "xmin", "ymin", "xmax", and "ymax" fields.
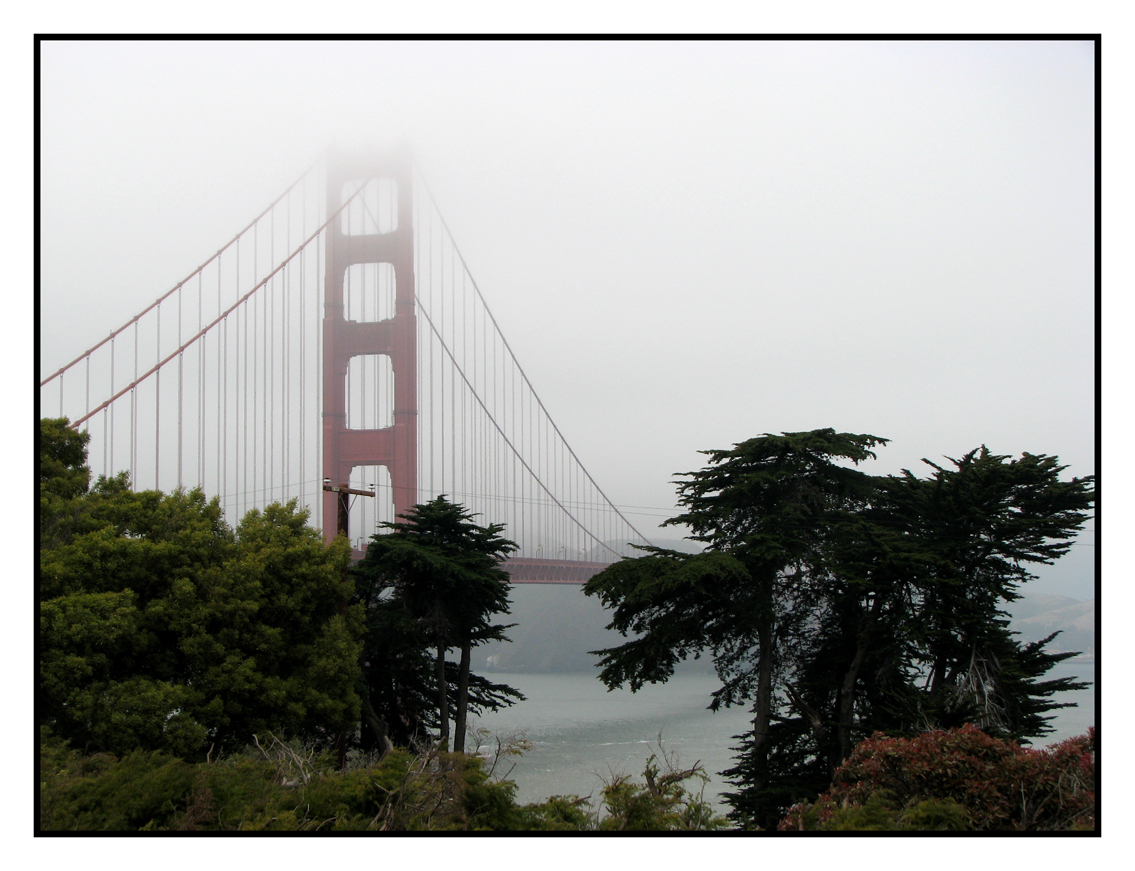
[
  {"xmin": 38, "ymin": 418, "xmax": 364, "ymax": 759},
  {"xmin": 39, "ymin": 418, "xmax": 91, "ymax": 499},
  {"xmin": 38, "ymin": 418, "xmax": 92, "ymax": 551},
  {"xmin": 584, "ymin": 429, "xmax": 1094, "ymax": 829},
  {"xmin": 352, "ymin": 496, "xmax": 523, "ymax": 753}
]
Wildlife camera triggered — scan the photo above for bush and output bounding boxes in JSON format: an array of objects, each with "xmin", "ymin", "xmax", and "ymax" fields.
[
  {"xmin": 779, "ymin": 725, "xmax": 1095, "ymax": 831},
  {"xmin": 39, "ymin": 729, "xmax": 730, "ymax": 831},
  {"xmin": 595, "ymin": 750, "xmax": 728, "ymax": 831}
]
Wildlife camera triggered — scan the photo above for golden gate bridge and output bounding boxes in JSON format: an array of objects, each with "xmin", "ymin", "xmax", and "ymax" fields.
[{"xmin": 39, "ymin": 148, "xmax": 651, "ymax": 583}]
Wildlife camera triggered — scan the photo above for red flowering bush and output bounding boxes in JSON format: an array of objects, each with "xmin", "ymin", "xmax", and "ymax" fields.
[{"xmin": 779, "ymin": 725, "xmax": 1095, "ymax": 831}]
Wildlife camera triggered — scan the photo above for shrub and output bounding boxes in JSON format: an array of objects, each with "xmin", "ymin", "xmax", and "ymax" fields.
[
  {"xmin": 779, "ymin": 725, "xmax": 1094, "ymax": 831},
  {"xmin": 596, "ymin": 751, "xmax": 728, "ymax": 831}
]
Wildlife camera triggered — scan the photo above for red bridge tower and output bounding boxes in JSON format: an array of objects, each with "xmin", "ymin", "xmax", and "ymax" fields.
[{"xmin": 322, "ymin": 149, "xmax": 417, "ymax": 543}]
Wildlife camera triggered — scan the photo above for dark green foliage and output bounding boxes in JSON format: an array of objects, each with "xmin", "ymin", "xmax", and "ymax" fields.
[
  {"xmin": 38, "ymin": 418, "xmax": 364, "ymax": 759},
  {"xmin": 39, "ymin": 418, "xmax": 92, "ymax": 498},
  {"xmin": 352, "ymin": 496, "xmax": 523, "ymax": 753},
  {"xmin": 39, "ymin": 419, "xmax": 93, "ymax": 553},
  {"xmin": 587, "ymin": 548, "xmax": 753, "ymax": 694},
  {"xmin": 41, "ymin": 728, "xmax": 377, "ymax": 831},
  {"xmin": 584, "ymin": 429, "xmax": 1094, "ymax": 829},
  {"xmin": 587, "ymin": 429, "xmax": 890, "ymax": 829},
  {"xmin": 880, "ymin": 448, "xmax": 1094, "ymax": 743},
  {"xmin": 782, "ymin": 790, "xmax": 971, "ymax": 832},
  {"xmin": 40, "ymin": 736, "xmax": 198, "ymax": 831},
  {"xmin": 357, "ymin": 598, "xmax": 439, "ymax": 747},
  {"xmin": 515, "ymin": 795, "xmax": 594, "ymax": 831},
  {"xmin": 39, "ymin": 728, "xmax": 723, "ymax": 831}
]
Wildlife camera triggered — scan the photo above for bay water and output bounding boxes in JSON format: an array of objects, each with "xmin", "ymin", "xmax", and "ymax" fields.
[{"xmin": 470, "ymin": 658, "xmax": 1096, "ymax": 814}]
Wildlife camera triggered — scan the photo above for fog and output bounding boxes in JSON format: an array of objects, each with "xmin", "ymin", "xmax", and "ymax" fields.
[{"xmin": 36, "ymin": 39, "xmax": 1096, "ymax": 597}]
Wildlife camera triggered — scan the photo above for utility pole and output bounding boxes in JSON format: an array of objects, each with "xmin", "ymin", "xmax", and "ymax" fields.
[
  {"xmin": 322, "ymin": 478, "xmax": 374, "ymax": 771},
  {"xmin": 322, "ymin": 478, "xmax": 376, "ymax": 543}
]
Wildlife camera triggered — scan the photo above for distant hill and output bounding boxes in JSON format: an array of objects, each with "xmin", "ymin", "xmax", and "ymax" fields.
[
  {"xmin": 646, "ymin": 538, "xmax": 706, "ymax": 555},
  {"xmin": 1005, "ymin": 594, "xmax": 1095, "ymax": 659}
]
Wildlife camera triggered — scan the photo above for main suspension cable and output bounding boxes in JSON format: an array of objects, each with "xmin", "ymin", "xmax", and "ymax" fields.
[
  {"xmin": 41, "ymin": 153, "xmax": 326, "ymax": 388},
  {"xmin": 67, "ymin": 179, "xmax": 371, "ymax": 431}
]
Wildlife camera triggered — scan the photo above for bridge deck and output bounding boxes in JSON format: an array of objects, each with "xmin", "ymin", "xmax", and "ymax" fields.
[
  {"xmin": 347, "ymin": 551, "xmax": 609, "ymax": 585},
  {"xmin": 501, "ymin": 557, "xmax": 611, "ymax": 584}
]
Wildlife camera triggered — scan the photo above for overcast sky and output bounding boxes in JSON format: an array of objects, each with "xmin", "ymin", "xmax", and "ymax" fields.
[{"xmin": 37, "ymin": 38, "xmax": 1096, "ymax": 597}]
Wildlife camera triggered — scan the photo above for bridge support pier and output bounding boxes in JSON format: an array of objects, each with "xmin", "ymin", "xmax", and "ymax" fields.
[{"xmin": 322, "ymin": 149, "xmax": 417, "ymax": 544}]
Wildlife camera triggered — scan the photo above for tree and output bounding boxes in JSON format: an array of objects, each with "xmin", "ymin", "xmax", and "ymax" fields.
[
  {"xmin": 39, "ymin": 418, "xmax": 92, "ymax": 551},
  {"xmin": 880, "ymin": 448, "xmax": 1094, "ymax": 741},
  {"xmin": 38, "ymin": 418, "xmax": 364, "ymax": 759},
  {"xmin": 39, "ymin": 418, "xmax": 91, "ymax": 500},
  {"xmin": 584, "ymin": 429, "xmax": 1094, "ymax": 829},
  {"xmin": 352, "ymin": 496, "xmax": 523, "ymax": 753},
  {"xmin": 586, "ymin": 429, "xmax": 886, "ymax": 827}
]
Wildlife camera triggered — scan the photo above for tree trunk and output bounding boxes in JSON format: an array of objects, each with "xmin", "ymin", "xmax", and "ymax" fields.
[
  {"xmin": 837, "ymin": 634, "xmax": 869, "ymax": 766},
  {"xmin": 750, "ymin": 622, "xmax": 774, "ymax": 788},
  {"xmin": 453, "ymin": 641, "xmax": 472, "ymax": 753},
  {"xmin": 435, "ymin": 644, "xmax": 450, "ymax": 751},
  {"xmin": 837, "ymin": 597, "xmax": 880, "ymax": 765},
  {"xmin": 789, "ymin": 681, "xmax": 826, "ymax": 749},
  {"xmin": 360, "ymin": 692, "xmax": 394, "ymax": 758}
]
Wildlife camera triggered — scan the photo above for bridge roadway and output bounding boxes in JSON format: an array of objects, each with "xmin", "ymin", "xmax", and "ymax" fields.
[
  {"xmin": 347, "ymin": 551, "xmax": 609, "ymax": 585},
  {"xmin": 500, "ymin": 557, "xmax": 611, "ymax": 584}
]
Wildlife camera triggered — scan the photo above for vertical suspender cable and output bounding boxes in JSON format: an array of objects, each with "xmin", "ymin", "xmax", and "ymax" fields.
[
  {"xmin": 198, "ymin": 271, "xmax": 204, "ymax": 487},
  {"xmin": 419, "ymin": 194, "xmax": 424, "ymax": 517},
  {"xmin": 108, "ymin": 336, "xmax": 115, "ymax": 477},
  {"xmin": 427, "ymin": 203, "xmax": 434, "ymax": 502},
  {"xmin": 269, "ymin": 213, "xmax": 275, "ymax": 503},
  {"xmin": 315, "ymin": 217, "xmax": 322, "ymax": 530},
  {"xmin": 511, "ymin": 331, "xmax": 517, "ymax": 550},
  {"xmin": 223, "ymin": 308, "xmax": 228, "ymax": 515},
  {"xmin": 131, "ymin": 320, "xmax": 138, "ymax": 490},
  {"xmin": 178, "ymin": 281, "xmax": 183, "ymax": 490},
  {"xmin": 299, "ymin": 178, "xmax": 305, "ymax": 509},
  {"xmin": 284, "ymin": 194, "xmax": 291, "ymax": 505},
  {"xmin": 155, "ymin": 302, "xmax": 161, "ymax": 490},
  {"xmin": 485, "ymin": 295, "xmax": 490, "ymax": 522},
  {"xmin": 216, "ymin": 255, "xmax": 223, "ymax": 501},
  {"xmin": 344, "ymin": 210, "xmax": 351, "ymax": 436},
  {"xmin": 253, "ymin": 223, "xmax": 259, "ymax": 506},
  {"xmin": 450, "ymin": 243, "xmax": 456, "ymax": 498},
  {"xmin": 489, "ymin": 308, "xmax": 495, "ymax": 521},
  {"xmin": 234, "ymin": 239, "xmax": 241, "ymax": 518},
  {"xmin": 261, "ymin": 221, "xmax": 268, "ymax": 504},
  {"xmin": 461, "ymin": 270, "xmax": 467, "ymax": 504},
  {"xmin": 439, "ymin": 216, "xmax": 445, "ymax": 496},
  {"xmin": 281, "ymin": 221, "xmax": 286, "ymax": 505}
]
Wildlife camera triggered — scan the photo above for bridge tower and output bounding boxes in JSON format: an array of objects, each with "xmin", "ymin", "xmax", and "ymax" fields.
[{"xmin": 322, "ymin": 149, "xmax": 417, "ymax": 543}]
